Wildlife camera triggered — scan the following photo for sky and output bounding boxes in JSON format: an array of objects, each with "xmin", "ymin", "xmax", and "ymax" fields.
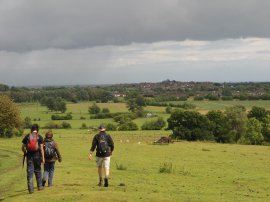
[{"xmin": 1, "ymin": 0, "xmax": 270, "ymax": 86}]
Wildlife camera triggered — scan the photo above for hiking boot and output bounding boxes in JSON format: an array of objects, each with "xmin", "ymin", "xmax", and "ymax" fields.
[
  {"xmin": 104, "ymin": 178, "xmax": 108, "ymax": 187},
  {"xmin": 98, "ymin": 179, "xmax": 103, "ymax": 186},
  {"xmin": 42, "ymin": 180, "xmax": 46, "ymax": 187},
  {"xmin": 38, "ymin": 186, "xmax": 44, "ymax": 191}
]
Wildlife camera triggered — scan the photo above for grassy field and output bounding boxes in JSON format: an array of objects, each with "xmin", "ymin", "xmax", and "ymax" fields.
[
  {"xmin": 1, "ymin": 101, "xmax": 270, "ymax": 201},
  {"xmin": 1, "ymin": 130, "xmax": 270, "ymax": 202}
]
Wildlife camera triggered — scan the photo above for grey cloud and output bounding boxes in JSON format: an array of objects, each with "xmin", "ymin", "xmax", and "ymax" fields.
[{"xmin": 1, "ymin": 0, "xmax": 270, "ymax": 51}]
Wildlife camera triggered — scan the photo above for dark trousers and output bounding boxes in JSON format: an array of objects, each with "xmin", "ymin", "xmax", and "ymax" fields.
[
  {"xmin": 43, "ymin": 161, "xmax": 55, "ymax": 186},
  {"xmin": 26, "ymin": 156, "xmax": 42, "ymax": 193}
]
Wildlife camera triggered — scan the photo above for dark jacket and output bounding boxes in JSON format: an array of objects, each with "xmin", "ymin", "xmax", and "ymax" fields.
[
  {"xmin": 90, "ymin": 132, "xmax": 114, "ymax": 157},
  {"xmin": 43, "ymin": 138, "xmax": 62, "ymax": 162}
]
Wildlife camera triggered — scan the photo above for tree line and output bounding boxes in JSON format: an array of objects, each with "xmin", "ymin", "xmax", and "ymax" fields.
[
  {"xmin": 3, "ymin": 81, "xmax": 270, "ymax": 104},
  {"xmin": 168, "ymin": 106, "xmax": 270, "ymax": 145}
]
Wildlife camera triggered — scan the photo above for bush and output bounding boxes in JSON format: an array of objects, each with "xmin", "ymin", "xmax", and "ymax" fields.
[
  {"xmin": 44, "ymin": 122, "xmax": 72, "ymax": 129},
  {"xmin": 51, "ymin": 113, "xmax": 72, "ymax": 120},
  {"xmin": 141, "ymin": 117, "xmax": 166, "ymax": 130},
  {"xmin": 114, "ymin": 114, "xmax": 135, "ymax": 124},
  {"xmin": 80, "ymin": 123, "xmax": 88, "ymax": 129},
  {"xmin": 159, "ymin": 162, "xmax": 174, "ymax": 174},
  {"xmin": 90, "ymin": 113, "xmax": 113, "ymax": 119},
  {"xmin": 118, "ymin": 121, "xmax": 138, "ymax": 131},
  {"xmin": 106, "ymin": 123, "xmax": 117, "ymax": 131},
  {"xmin": 102, "ymin": 108, "xmax": 110, "ymax": 113},
  {"xmin": 62, "ymin": 122, "xmax": 72, "ymax": 129},
  {"xmin": 165, "ymin": 106, "xmax": 172, "ymax": 114},
  {"xmin": 115, "ymin": 162, "xmax": 127, "ymax": 170},
  {"xmin": 23, "ymin": 116, "xmax": 32, "ymax": 129},
  {"xmin": 0, "ymin": 128, "xmax": 24, "ymax": 138}
]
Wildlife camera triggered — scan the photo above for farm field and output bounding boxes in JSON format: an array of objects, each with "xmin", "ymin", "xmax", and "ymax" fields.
[
  {"xmin": 18, "ymin": 100, "xmax": 270, "ymax": 129},
  {"xmin": 1, "ymin": 100, "xmax": 270, "ymax": 201}
]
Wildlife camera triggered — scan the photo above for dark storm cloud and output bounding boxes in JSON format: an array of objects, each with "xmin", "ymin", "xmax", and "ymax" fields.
[{"xmin": 0, "ymin": 0, "xmax": 270, "ymax": 51}]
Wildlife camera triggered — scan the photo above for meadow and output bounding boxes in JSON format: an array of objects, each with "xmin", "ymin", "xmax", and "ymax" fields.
[{"xmin": 1, "ymin": 101, "xmax": 270, "ymax": 201}]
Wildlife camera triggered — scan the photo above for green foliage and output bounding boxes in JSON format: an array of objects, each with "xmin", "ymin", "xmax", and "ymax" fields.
[
  {"xmin": 0, "ymin": 95, "xmax": 21, "ymax": 137},
  {"xmin": 102, "ymin": 108, "xmax": 110, "ymax": 113},
  {"xmin": 240, "ymin": 118, "xmax": 263, "ymax": 145},
  {"xmin": 261, "ymin": 115, "xmax": 270, "ymax": 142},
  {"xmin": 115, "ymin": 162, "xmax": 127, "ymax": 170},
  {"xmin": 51, "ymin": 113, "xmax": 72, "ymax": 120},
  {"xmin": 159, "ymin": 162, "xmax": 174, "ymax": 174},
  {"xmin": 44, "ymin": 121, "xmax": 72, "ymax": 129},
  {"xmin": 80, "ymin": 123, "xmax": 88, "ymax": 129},
  {"xmin": 168, "ymin": 110, "xmax": 213, "ymax": 141},
  {"xmin": 206, "ymin": 110, "xmax": 233, "ymax": 143},
  {"xmin": 61, "ymin": 122, "xmax": 72, "ymax": 129},
  {"xmin": 247, "ymin": 106, "xmax": 269, "ymax": 122},
  {"xmin": 225, "ymin": 105, "xmax": 247, "ymax": 142},
  {"xmin": 23, "ymin": 116, "xmax": 32, "ymax": 129},
  {"xmin": 118, "ymin": 121, "xmax": 138, "ymax": 131},
  {"xmin": 90, "ymin": 113, "xmax": 113, "ymax": 119},
  {"xmin": 106, "ymin": 123, "xmax": 117, "ymax": 131},
  {"xmin": 141, "ymin": 117, "xmax": 166, "ymax": 130},
  {"xmin": 40, "ymin": 97, "xmax": 67, "ymax": 113},
  {"xmin": 88, "ymin": 103, "xmax": 101, "ymax": 114},
  {"xmin": 114, "ymin": 113, "xmax": 135, "ymax": 124},
  {"xmin": 165, "ymin": 106, "xmax": 172, "ymax": 114}
]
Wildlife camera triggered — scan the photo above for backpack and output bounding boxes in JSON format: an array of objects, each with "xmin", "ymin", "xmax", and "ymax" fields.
[
  {"xmin": 98, "ymin": 133, "xmax": 109, "ymax": 155},
  {"xmin": 44, "ymin": 141, "xmax": 55, "ymax": 159},
  {"xmin": 26, "ymin": 133, "xmax": 39, "ymax": 152}
]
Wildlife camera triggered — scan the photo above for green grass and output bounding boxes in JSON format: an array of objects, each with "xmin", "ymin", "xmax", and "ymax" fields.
[
  {"xmin": 1, "ymin": 131, "xmax": 270, "ymax": 201},
  {"xmin": 1, "ymin": 101, "xmax": 270, "ymax": 201}
]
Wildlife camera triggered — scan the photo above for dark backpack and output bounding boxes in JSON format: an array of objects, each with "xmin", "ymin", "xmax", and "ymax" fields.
[
  {"xmin": 44, "ymin": 141, "xmax": 55, "ymax": 159},
  {"xmin": 26, "ymin": 133, "xmax": 39, "ymax": 152},
  {"xmin": 98, "ymin": 133, "xmax": 109, "ymax": 154}
]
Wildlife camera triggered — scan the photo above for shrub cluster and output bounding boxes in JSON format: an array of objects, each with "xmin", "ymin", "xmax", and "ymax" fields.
[{"xmin": 51, "ymin": 113, "xmax": 72, "ymax": 120}]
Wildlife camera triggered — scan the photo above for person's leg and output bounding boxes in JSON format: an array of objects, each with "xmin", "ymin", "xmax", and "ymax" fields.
[
  {"xmin": 33, "ymin": 157, "xmax": 43, "ymax": 190},
  {"xmin": 96, "ymin": 157, "xmax": 104, "ymax": 186},
  {"xmin": 104, "ymin": 157, "xmax": 111, "ymax": 187},
  {"xmin": 48, "ymin": 162, "xmax": 55, "ymax": 186},
  {"xmin": 26, "ymin": 157, "xmax": 34, "ymax": 193},
  {"xmin": 43, "ymin": 162, "xmax": 49, "ymax": 186}
]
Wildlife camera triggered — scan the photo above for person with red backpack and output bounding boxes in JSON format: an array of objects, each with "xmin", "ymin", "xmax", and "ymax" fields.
[
  {"xmin": 42, "ymin": 131, "xmax": 62, "ymax": 187},
  {"xmin": 88, "ymin": 124, "xmax": 114, "ymax": 187},
  {"xmin": 21, "ymin": 124, "xmax": 45, "ymax": 194}
]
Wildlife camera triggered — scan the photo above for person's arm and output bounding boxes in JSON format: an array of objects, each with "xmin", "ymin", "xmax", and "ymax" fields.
[
  {"xmin": 54, "ymin": 142, "xmax": 62, "ymax": 162},
  {"xmin": 108, "ymin": 135, "xmax": 114, "ymax": 155},
  {"xmin": 21, "ymin": 144, "xmax": 26, "ymax": 153},
  {"xmin": 40, "ymin": 143, "xmax": 45, "ymax": 163},
  {"xmin": 89, "ymin": 136, "xmax": 97, "ymax": 160}
]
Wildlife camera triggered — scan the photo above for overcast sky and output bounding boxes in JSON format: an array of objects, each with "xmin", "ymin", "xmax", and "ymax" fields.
[{"xmin": 1, "ymin": 0, "xmax": 270, "ymax": 86}]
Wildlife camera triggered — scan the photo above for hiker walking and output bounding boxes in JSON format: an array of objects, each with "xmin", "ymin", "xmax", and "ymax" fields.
[
  {"xmin": 88, "ymin": 124, "xmax": 114, "ymax": 187},
  {"xmin": 21, "ymin": 124, "xmax": 45, "ymax": 194},
  {"xmin": 42, "ymin": 131, "xmax": 62, "ymax": 187}
]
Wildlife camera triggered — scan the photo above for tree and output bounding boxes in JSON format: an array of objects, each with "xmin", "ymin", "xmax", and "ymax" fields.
[
  {"xmin": 0, "ymin": 95, "xmax": 21, "ymax": 137},
  {"xmin": 240, "ymin": 118, "xmax": 263, "ymax": 145},
  {"xmin": 167, "ymin": 110, "xmax": 213, "ymax": 141},
  {"xmin": 247, "ymin": 106, "xmax": 269, "ymax": 122},
  {"xmin": 55, "ymin": 97, "xmax": 67, "ymax": 113},
  {"xmin": 88, "ymin": 103, "xmax": 101, "ymax": 114},
  {"xmin": 206, "ymin": 110, "xmax": 232, "ymax": 143},
  {"xmin": 224, "ymin": 105, "xmax": 247, "ymax": 143},
  {"xmin": 261, "ymin": 115, "xmax": 270, "ymax": 142}
]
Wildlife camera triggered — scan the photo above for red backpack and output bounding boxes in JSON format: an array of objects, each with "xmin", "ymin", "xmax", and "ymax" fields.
[{"xmin": 26, "ymin": 132, "xmax": 39, "ymax": 152}]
